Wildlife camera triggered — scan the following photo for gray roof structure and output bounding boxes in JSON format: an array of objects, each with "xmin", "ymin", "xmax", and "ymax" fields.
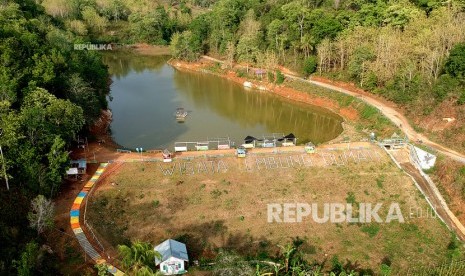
[
  {"xmin": 70, "ymin": 159, "xmax": 87, "ymax": 169},
  {"xmin": 154, "ymin": 239, "xmax": 189, "ymax": 265}
]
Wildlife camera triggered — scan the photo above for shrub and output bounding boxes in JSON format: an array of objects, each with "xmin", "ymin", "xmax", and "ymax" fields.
[
  {"xmin": 302, "ymin": 56, "xmax": 317, "ymax": 75},
  {"xmin": 275, "ymin": 70, "xmax": 285, "ymax": 84},
  {"xmin": 346, "ymin": 192, "xmax": 357, "ymax": 204},
  {"xmin": 267, "ymin": 71, "xmax": 275, "ymax": 82},
  {"xmin": 432, "ymin": 74, "xmax": 459, "ymax": 101},
  {"xmin": 361, "ymin": 105, "xmax": 378, "ymax": 119},
  {"xmin": 210, "ymin": 189, "xmax": 222, "ymax": 198},
  {"xmin": 457, "ymin": 90, "xmax": 465, "ymax": 105},
  {"xmin": 361, "ymin": 224, "xmax": 380, "ymax": 237},
  {"xmin": 236, "ymin": 69, "xmax": 246, "ymax": 78},
  {"xmin": 376, "ymin": 175, "xmax": 385, "ymax": 189}
]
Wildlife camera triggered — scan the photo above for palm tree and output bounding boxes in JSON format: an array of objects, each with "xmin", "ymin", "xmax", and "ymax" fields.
[
  {"xmin": 278, "ymin": 243, "xmax": 297, "ymax": 274},
  {"xmin": 117, "ymin": 241, "xmax": 162, "ymax": 276}
]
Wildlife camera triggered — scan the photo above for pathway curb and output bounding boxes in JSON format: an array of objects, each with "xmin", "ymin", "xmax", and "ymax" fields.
[{"xmin": 70, "ymin": 163, "xmax": 125, "ymax": 275}]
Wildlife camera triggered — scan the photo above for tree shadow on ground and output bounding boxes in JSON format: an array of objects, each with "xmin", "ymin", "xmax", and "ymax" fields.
[{"xmin": 173, "ymin": 220, "xmax": 273, "ymax": 261}]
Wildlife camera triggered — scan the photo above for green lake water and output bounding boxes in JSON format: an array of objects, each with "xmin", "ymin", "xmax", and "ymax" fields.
[{"xmin": 103, "ymin": 52, "xmax": 343, "ymax": 150}]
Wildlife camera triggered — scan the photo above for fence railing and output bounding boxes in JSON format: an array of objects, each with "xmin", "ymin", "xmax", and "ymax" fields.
[{"xmin": 82, "ymin": 167, "xmax": 109, "ymax": 254}]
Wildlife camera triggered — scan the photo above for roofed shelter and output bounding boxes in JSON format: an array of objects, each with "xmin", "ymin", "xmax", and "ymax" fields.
[
  {"xmin": 281, "ymin": 133, "xmax": 297, "ymax": 146},
  {"xmin": 66, "ymin": 159, "xmax": 87, "ymax": 179},
  {"xmin": 154, "ymin": 239, "xmax": 189, "ymax": 275}
]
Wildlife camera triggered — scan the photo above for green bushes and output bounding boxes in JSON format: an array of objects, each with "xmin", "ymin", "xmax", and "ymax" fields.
[
  {"xmin": 302, "ymin": 56, "xmax": 317, "ymax": 75},
  {"xmin": 267, "ymin": 71, "xmax": 275, "ymax": 82},
  {"xmin": 361, "ymin": 105, "xmax": 379, "ymax": 119},
  {"xmin": 444, "ymin": 43, "xmax": 465, "ymax": 79},
  {"xmin": 170, "ymin": 30, "xmax": 202, "ymax": 61},
  {"xmin": 458, "ymin": 90, "xmax": 465, "ymax": 105},
  {"xmin": 361, "ymin": 224, "xmax": 380, "ymax": 238},
  {"xmin": 432, "ymin": 74, "xmax": 459, "ymax": 101},
  {"xmin": 275, "ymin": 70, "xmax": 285, "ymax": 84}
]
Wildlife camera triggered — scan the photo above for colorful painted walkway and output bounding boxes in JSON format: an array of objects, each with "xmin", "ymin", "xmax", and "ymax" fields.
[{"xmin": 70, "ymin": 163, "xmax": 125, "ymax": 275}]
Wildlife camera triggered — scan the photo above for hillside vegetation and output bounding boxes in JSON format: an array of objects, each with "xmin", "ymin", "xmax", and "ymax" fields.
[
  {"xmin": 2, "ymin": 0, "xmax": 464, "ymax": 274},
  {"xmin": 40, "ymin": 0, "xmax": 465, "ymax": 150},
  {"xmin": 0, "ymin": 1, "xmax": 108, "ymax": 274}
]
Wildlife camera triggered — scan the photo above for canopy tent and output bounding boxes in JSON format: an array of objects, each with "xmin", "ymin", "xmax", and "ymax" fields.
[
  {"xmin": 278, "ymin": 133, "xmax": 296, "ymax": 141},
  {"xmin": 244, "ymin": 136, "xmax": 260, "ymax": 143},
  {"xmin": 284, "ymin": 133, "xmax": 296, "ymax": 139}
]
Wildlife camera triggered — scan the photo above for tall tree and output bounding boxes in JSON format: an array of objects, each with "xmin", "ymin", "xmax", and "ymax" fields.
[
  {"xmin": 170, "ymin": 30, "xmax": 202, "ymax": 61},
  {"xmin": 444, "ymin": 42, "xmax": 465, "ymax": 79},
  {"xmin": 281, "ymin": 0, "xmax": 310, "ymax": 43},
  {"xmin": 236, "ymin": 9, "xmax": 261, "ymax": 71},
  {"xmin": 13, "ymin": 242, "xmax": 40, "ymax": 276},
  {"xmin": 27, "ymin": 195, "xmax": 55, "ymax": 235},
  {"xmin": 267, "ymin": 19, "xmax": 288, "ymax": 61},
  {"xmin": 118, "ymin": 241, "xmax": 161, "ymax": 275}
]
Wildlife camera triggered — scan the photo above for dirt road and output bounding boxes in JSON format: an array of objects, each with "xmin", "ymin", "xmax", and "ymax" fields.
[
  {"xmin": 401, "ymin": 162, "xmax": 465, "ymax": 241},
  {"xmin": 303, "ymin": 78, "xmax": 465, "ymax": 164},
  {"xmin": 201, "ymin": 55, "xmax": 465, "ymax": 164}
]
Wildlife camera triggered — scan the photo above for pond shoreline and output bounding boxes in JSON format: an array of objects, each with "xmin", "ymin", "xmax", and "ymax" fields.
[
  {"xmin": 167, "ymin": 57, "xmax": 362, "ymax": 145},
  {"xmin": 85, "ymin": 52, "xmax": 356, "ymax": 158},
  {"xmin": 167, "ymin": 58, "xmax": 359, "ymax": 123}
]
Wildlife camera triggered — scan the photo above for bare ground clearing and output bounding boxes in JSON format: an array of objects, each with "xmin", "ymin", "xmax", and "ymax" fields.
[{"xmin": 87, "ymin": 145, "xmax": 459, "ymax": 273}]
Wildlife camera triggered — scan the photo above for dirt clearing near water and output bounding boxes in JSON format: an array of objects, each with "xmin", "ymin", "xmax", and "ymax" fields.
[{"xmin": 87, "ymin": 144, "xmax": 459, "ymax": 273}]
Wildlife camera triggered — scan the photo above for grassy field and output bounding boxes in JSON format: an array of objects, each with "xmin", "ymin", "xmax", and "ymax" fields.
[{"xmin": 87, "ymin": 145, "xmax": 461, "ymax": 274}]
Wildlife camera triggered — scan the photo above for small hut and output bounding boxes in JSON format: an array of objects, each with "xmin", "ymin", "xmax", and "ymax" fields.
[
  {"xmin": 154, "ymin": 239, "xmax": 189, "ymax": 275},
  {"xmin": 305, "ymin": 142, "xmax": 316, "ymax": 154},
  {"xmin": 66, "ymin": 159, "xmax": 87, "ymax": 179},
  {"xmin": 242, "ymin": 136, "xmax": 257, "ymax": 148},
  {"xmin": 281, "ymin": 133, "xmax": 297, "ymax": 146},
  {"xmin": 66, "ymin": 168, "xmax": 79, "ymax": 179},
  {"xmin": 255, "ymin": 69, "xmax": 265, "ymax": 79}
]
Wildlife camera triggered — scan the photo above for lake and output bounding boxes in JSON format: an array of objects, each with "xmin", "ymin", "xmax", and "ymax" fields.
[{"xmin": 103, "ymin": 52, "xmax": 343, "ymax": 150}]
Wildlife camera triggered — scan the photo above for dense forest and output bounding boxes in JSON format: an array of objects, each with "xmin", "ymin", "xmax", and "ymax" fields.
[
  {"xmin": 0, "ymin": 0, "xmax": 108, "ymax": 274},
  {"xmin": 38, "ymin": 0, "xmax": 465, "ymax": 123},
  {"xmin": 2, "ymin": 0, "xmax": 465, "ymax": 274}
]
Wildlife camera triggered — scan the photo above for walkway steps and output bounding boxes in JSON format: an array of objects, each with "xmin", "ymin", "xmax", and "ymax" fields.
[{"xmin": 69, "ymin": 163, "xmax": 125, "ymax": 275}]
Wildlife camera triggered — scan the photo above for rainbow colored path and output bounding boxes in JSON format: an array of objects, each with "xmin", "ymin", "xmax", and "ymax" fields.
[{"xmin": 70, "ymin": 163, "xmax": 125, "ymax": 275}]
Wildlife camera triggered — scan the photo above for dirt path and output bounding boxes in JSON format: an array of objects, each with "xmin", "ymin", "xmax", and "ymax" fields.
[
  {"xmin": 401, "ymin": 162, "xmax": 465, "ymax": 241},
  {"xmin": 304, "ymin": 78, "xmax": 465, "ymax": 164},
  {"xmin": 201, "ymin": 55, "xmax": 465, "ymax": 164}
]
